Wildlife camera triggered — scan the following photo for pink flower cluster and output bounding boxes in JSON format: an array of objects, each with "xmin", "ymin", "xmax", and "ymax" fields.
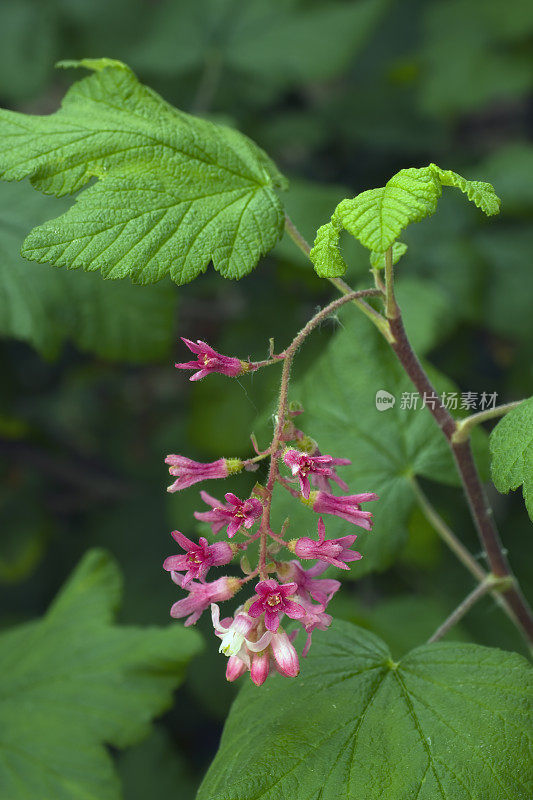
[{"xmin": 162, "ymin": 339, "xmax": 379, "ymax": 685}]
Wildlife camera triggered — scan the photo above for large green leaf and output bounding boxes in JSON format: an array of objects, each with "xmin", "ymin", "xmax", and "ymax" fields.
[
  {"xmin": 268, "ymin": 306, "xmax": 465, "ymax": 576},
  {"xmin": 310, "ymin": 164, "xmax": 500, "ymax": 277},
  {"xmin": 199, "ymin": 619, "xmax": 532, "ymax": 800},
  {"xmin": 0, "ymin": 59, "xmax": 286, "ymax": 285},
  {"xmin": 0, "ymin": 179, "xmax": 176, "ymax": 360},
  {"xmin": 490, "ymin": 397, "xmax": 533, "ymax": 521},
  {"xmin": 0, "ymin": 549, "xmax": 202, "ymax": 800}
]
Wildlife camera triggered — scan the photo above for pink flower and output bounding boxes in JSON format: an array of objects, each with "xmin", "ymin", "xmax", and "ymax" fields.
[
  {"xmin": 211, "ymin": 604, "xmax": 273, "ymax": 685},
  {"xmin": 226, "ymin": 655, "xmax": 248, "ymax": 681},
  {"xmin": 309, "ymin": 490, "xmax": 378, "ymax": 529},
  {"xmin": 211, "ymin": 604, "xmax": 270, "ymax": 661},
  {"xmin": 250, "ymin": 629, "xmax": 300, "ymax": 685},
  {"xmin": 169, "ymin": 574, "xmax": 240, "ymax": 625},
  {"xmin": 250, "ymin": 649, "xmax": 271, "ymax": 686},
  {"xmin": 175, "ymin": 338, "xmax": 257, "ymax": 381},
  {"xmin": 294, "ymin": 517, "xmax": 361, "ymax": 570},
  {"xmin": 163, "ymin": 531, "xmax": 234, "ymax": 586},
  {"xmin": 300, "ymin": 608, "xmax": 332, "ymax": 657},
  {"xmin": 283, "ymin": 448, "xmax": 351, "ymax": 499},
  {"xmin": 248, "ymin": 578, "xmax": 305, "ymax": 632},
  {"xmin": 194, "ymin": 491, "xmax": 263, "ymax": 538},
  {"xmin": 269, "ymin": 628, "xmax": 300, "ymax": 678},
  {"xmin": 165, "ymin": 456, "xmax": 243, "ymax": 492},
  {"xmin": 281, "ymin": 560, "xmax": 341, "ymax": 609},
  {"xmin": 211, "ymin": 604, "xmax": 300, "ymax": 684}
]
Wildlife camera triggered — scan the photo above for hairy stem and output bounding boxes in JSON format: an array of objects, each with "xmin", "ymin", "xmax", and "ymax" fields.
[
  {"xmin": 384, "ymin": 246, "xmax": 399, "ymax": 320},
  {"xmin": 384, "ymin": 253, "xmax": 533, "ymax": 645},
  {"xmin": 428, "ymin": 575, "xmax": 510, "ymax": 643},
  {"xmin": 257, "ymin": 287, "xmax": 382, "ymax": 578},
  {"xmin": 284, "ymin": 215, "xmax": 393, "ymax": 341},
  {"xmin": 452, "ymin": 400, "xmax": 523, "ymax": 443}
]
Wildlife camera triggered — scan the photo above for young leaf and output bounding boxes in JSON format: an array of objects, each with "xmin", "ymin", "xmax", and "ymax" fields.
[
  {"xmin": 0, "ymin": 549, "xmax": 202, "ymax": 800},
  {"xmin": 310, "ymin": 163, "xmax": 500, "ymax": 277},
  {"xmin": 490, "ymin": 397, "xmax": 533, "ymax": 521},
  {"xmin": 0, "ymin": 59, "xmax": 286, "ymax": 285},
  {"xmin": 199, "ymin": 619, "xmax": 532, "ymax": 800},
  {"xmin": 308, "ymin": 220, "xmax": 347, "ymax": 277},
  {"xmin": 431, "ymin": 164, "xmax": 501, "ymax": 215},
  {"xmin": 267, "ymin": 305, "xmax": 471, "ymax": 577}
]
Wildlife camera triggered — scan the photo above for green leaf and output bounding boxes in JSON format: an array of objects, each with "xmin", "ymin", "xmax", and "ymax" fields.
[
  {"xmin": 308, "ymin": 219, "xmax": 346, "ymax": 277},
  {"xmin": 267, "ymin": 306, "xmax": 463, "ymax": 576},
  {"xmin": 0, "ymin": 180, "xmax": 177, "ymax": 360},
  {"xmin": 310, "ymin": 164, "xmax": 500, "ymax": 276},
  {"xmin": 198, "ymin": 619, "xmax": 532, "ymax": 800},
  {"xmin": 490, "ymin": 397, "xmax": 533, "ymax": 521},
  {"xmin": 431, "ymin": 165, "xmax": 501, "ymax": 215},
  {"xmin": 0, "ymin": 549, "xmax": 202, "ymax": 800},
  {"xmin": 0, "ymin": 59, "xmax": 286, "ymax": 285}
]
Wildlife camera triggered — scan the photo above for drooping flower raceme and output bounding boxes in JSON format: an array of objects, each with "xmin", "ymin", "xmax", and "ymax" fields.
[
  {"xmin": 175, "ymin": 338, "xmax": 258, "ymax": 381},
  {"xmin": 162, "ymin": 332, "xmax": 379, "ymax": 685}
]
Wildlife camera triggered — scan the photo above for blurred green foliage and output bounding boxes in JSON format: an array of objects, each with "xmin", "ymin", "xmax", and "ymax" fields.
[{"xmin": 0, "ymin": 0, "xmax": 531, "ymax": 796}]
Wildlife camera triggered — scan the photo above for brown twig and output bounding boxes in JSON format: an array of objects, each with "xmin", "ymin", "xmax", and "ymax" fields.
[{"xmin": 384, "ymin": 247, "xmax": 533, "ymax": 645}]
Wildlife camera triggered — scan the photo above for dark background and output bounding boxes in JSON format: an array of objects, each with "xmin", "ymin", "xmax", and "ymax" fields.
[{"xmin": 0, "ymin": 0, "xmax": 532, "ymax": 796}]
